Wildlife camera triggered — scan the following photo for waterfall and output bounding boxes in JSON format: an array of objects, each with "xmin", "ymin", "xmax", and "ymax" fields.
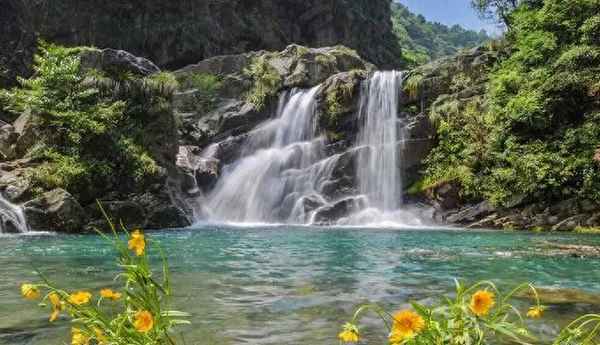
[
  {"xmin": 338, "ymin": 71, "xmax": 426, "ymax": 226},
  {"xmin": 206, "ymin": 87, "xmax": 339, "ymax": 223},
  {"xmin": 356, "ymin": 71, "xmax": 405, "ymax": 210},
  {"xmin": 0, "ymin": 194, "xmax": 29, "ymax": 233},
  {"xmin": 202, "ymin": 71, "xmax": 426, "ymax": 226}
]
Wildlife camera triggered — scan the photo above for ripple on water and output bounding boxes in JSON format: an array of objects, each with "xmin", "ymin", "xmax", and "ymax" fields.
[{"xmin": 2, "ymin": 226, "xmax": 600, "ymax": 345}]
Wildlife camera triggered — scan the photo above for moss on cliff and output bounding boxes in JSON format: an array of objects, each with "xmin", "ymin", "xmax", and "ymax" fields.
[{"xmin": 244, "ymin": 56, "xmax": 282, "ymax": 110}]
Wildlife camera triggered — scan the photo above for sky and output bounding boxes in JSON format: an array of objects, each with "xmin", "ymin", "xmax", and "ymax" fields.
[{"xmin": 396, "ymin": 0, "xmax": 503, "ymax": 35}]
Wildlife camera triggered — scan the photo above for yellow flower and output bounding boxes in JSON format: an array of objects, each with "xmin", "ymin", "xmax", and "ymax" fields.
[
  {"xmin": 527, "ymin": 306, "xmax": 544, "ymax": 319},
  {"xmin": 94, "ymin": 327, "xmax": 108, "ymax": 345},
  {"xmin": 21, "ymin": 283, "xmax": 40, "ymax": 300},
  {"xmin": 470, "ymin": 290, "xmax": 495, "ymax": 316},
  {"xmin": 128, "ymin": 230, "xmax": 145, "ymax": 256},
  {"xmin": 48, "ymin": 292, "xmax": 64, "ymax": 322},
  {"xmin": 68, "ymin": 291, "xmax": 92, "ymax": 305},
  {"xmin": 100, "ymin": 288, "xmax": 122, "ymax": 301},
  {"xmin": 71, "ymin": 328, "xmax": 90, "ymax": 345},
  {"xmin": 134, "ymin": 310, "xmax": 154, "ymax": 333},
  {"xmin": 338, "ymin": 323, "xmax": 360, "ymax": 343},
  {"xmin": 390, "ymin": 310, "xmax": 425, "ymax": 342}
]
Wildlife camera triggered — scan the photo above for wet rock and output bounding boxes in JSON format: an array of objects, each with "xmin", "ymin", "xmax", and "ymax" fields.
[
  {"xmin": 210, "ymin": 134, "xmax": 249, "ymax": 165},
  {"xmin": 518, "ymin": 287, "xmax": 600, "ymax": 305},
  {"xmin": 320, "ymin": 147, "xmax": 364, "ymax": 200},
  {"xmin": 538, "ymin": 241, "xmax": 600, "ymax": 258},
  {"xmin": 176, "ymin": 145, "xmax": 221, "ymax": 194},
  {"xmin": 23, "ymin": 189, "xmax": 87, "ymax": 233},
  {"xmin": 313, "ymin": 196, "xmax": 366, "ymax": 224},
  {"xmin": 195, "ymin": 159, "xmax": 221, "ymax": 192},
  {"xmin": 289, "ymin": 194, "xmax": 326, "ymax": 222}
]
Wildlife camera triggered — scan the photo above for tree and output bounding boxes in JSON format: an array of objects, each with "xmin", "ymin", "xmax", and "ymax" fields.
[{"xmin": 470, "ymin": 0, "xmax": 520, "ymax": 28}]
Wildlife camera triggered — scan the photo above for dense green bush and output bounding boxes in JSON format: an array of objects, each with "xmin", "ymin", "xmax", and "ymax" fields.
[
  {"xmin": 1, "ymin": 43, "xmax": 176, "ymax": 202},
  {"xmin": 177, "ymin": 72, "xmax": 222, "ymax": 114},
  {"xmin": 421, "ymin": 0, "xmax": 600, "ymax": 207}
]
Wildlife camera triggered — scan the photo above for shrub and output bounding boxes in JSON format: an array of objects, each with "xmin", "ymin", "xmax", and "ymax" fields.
[
  {"xmin": 244, "ymin": 56, "xmax": 282, "ymax": 110},
  {"xmin": 1, "ymin": 42, "xmax": 175, "ymax": 202},
  {"xmin": 177, "ymin": 72, "xmax": 222, "ymax": 114}
]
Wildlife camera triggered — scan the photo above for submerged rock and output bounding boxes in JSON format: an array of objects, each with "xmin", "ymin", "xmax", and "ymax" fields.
[{"xmin": 313, "ymin": 196, "xmax": 367, "ymax": 224}]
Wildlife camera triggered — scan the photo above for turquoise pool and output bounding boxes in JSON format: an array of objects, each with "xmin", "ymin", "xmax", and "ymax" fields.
[{"xmin": 2, "ymin": 225, "xmax": 600, "ymax": 344}]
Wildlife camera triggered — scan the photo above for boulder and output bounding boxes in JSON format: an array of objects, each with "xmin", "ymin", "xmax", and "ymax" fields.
[
  {"xmin": 0, "ymin": 121, "xmax": 18, "ymax": 160},
  {"xmin": 86, "ymin": 201, "xmax": 146, "ymax": 230},
  {"xmin": 317, "ymin": 70, "xmax": 367, "ymax": 141},
  {"xmin": 446, "ymin": 201, "xmax": 494, "ymax": 224},
  {"xmin": 180, "ymin": 99, "xmax": 268, "ymax": 148},
  {"xmin": 287, "ymin": 194, "xmax": 326, "ymax": 222},
  {"xmin": 427, "ymin": 181, "xmax": 462, "ymax": 211},
  {"xmin": 80, "ymin": 48, "xmax": 160, "ymax": 76},
  {"xmin": 23, "ymin": 189, "xmax": 87, "ymax": 233},
  {"xmin": 13, "ymin": 112, "xmax": 43, "ymax": 157},
  {"xmin": 195, "ymin": 159, "xmax": 221, "ymax": 192},
  {"xmin": 145, "ymin": 205, "xmax": 189, "ymax": 229},
  {"xmin": 130, "ymin": 192, "xmax": 191, "ymax": 229}
]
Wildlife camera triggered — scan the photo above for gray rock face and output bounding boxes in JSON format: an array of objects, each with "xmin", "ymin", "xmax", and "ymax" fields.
[
  {"xmin": 23, "ymin": 189, "xmax": 87, "ymax": 233},
  {"xmin": 9, "ymin": 0, "xmax": 401, "ymax": 77},
  {"xmin": 0, "ymin": 0, "xmax": 35, "ymax": 90}
]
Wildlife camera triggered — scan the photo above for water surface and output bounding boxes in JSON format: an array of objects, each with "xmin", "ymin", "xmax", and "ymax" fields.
[{"xmin": 2, "ymin": 225, "xmax": 600, "ymax": 345}]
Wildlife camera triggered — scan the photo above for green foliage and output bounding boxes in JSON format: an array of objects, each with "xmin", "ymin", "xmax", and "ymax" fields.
[
  {"xmin": 21, "ymin": 216, "xmax": 190, "ymax": 345},
  {"xmin": 470, "ymin": 0, "xmax": 524, "ymax": 27},
  {"xmin": 324, "ymin": 80, "xmax": 355, "ymax": 127},
  {"xmin": 404, "ymin": 73, "xmax": 424, "ymax": 100},
  {"xmin": 177, "ymin": 72, "xmax": 222, "ymax": 114},
  {"xmin": 422, "ymin": 0, "xmax": 600, "ymax": 208},
  {"xmin": 340, "ymin": 280, "xmax": 543, "ymax": 345},
  {"xmin": 244, "ymin": 56, "xmax": 282, "ymax": 110},
  {"xmin": 1, "ymin": 42, "xmax": 174, "ymax": 202},
  {"xmin": 392, "ymin": 3, "xmax": 490, "ymax": 66}
]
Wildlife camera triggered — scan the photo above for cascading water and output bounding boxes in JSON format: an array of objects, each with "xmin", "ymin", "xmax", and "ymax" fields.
[
  {"xmin": 203, "ymin": 71, "xmax": 427, "ymax": 226},
  {"xmin": 206, "ymin": 86, "xmax": 340, "ymax": 223},
  {"xmin": 357, "ymin": 71, "xmax": 405, "ymax": 210},
  {"xmin": 339, "ymin": 71, "xmax": 427, "ymax": 226},
  {"xmin": 0, "ymin": 194, "xmax": 29, "ymax": 233}
]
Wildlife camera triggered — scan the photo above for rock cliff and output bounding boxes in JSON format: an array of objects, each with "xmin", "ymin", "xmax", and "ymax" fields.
[{"xmin": 1, "ymin": 0, "xmax": 402, "ymax": 89}]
